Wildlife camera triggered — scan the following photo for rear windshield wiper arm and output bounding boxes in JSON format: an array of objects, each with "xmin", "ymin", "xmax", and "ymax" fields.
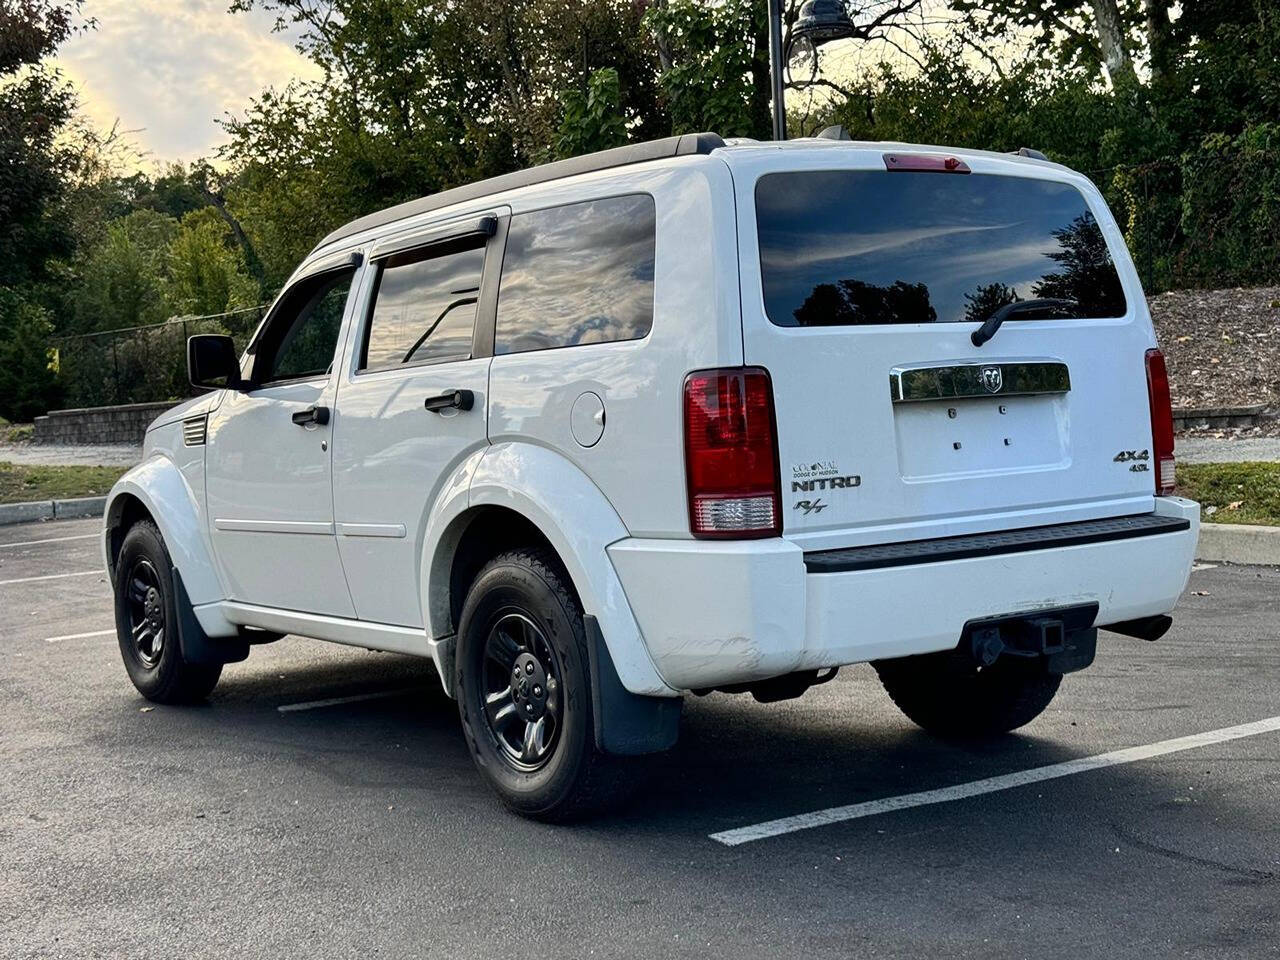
[{"xmin": 971, "ymin": 298, "xmax": 1080, "ymax": 347}]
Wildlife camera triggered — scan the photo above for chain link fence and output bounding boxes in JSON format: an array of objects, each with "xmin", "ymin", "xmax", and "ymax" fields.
[{"xmin": 49, "ymin": 306, "xmax": 265, "ymax": 409}]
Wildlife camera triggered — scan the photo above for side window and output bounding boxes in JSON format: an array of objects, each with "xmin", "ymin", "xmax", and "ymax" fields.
[
  {"xmin": 361, "ymin": 240, "xmax": 486, "ymax": 371},
  {"xmin": 257, "ymin": 269, "xmax": 355, "ymax": 384},
  {"xmin": 495, "ymin": 194, "xmax": 655, "ymax": 356}
]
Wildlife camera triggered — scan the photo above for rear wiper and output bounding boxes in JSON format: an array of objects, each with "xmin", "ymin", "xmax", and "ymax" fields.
[{"xmin": 970, "ymin": 298, "xmax": 1080, "ymax": 347}]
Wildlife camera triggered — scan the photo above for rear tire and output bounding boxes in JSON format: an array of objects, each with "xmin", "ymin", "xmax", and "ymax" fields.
[
  {"xmin": 113, "ymin": 520, "xmax": 222, "ymax": 704},
  {"xmin": 455, "ymin": 548, "xmax": 630, "ymax": 821},
  {"xmin": 874, "ymin": 650, "xmax": 1061, "ymax": 737}
]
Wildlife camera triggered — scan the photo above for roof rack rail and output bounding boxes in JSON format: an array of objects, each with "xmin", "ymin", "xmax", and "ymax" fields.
[
  {"xmin": 314, "ymin": 132, "xmax": 726, "ymax": 252},
  {"xmin": 1012, "ymin": 147, "xmax": 1049, "ymax": 161}
]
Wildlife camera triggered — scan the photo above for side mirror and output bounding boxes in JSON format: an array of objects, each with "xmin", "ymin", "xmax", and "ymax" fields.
[{"xmin": 188, "ymin": 335, "xmax": 242, "ymax": 390}]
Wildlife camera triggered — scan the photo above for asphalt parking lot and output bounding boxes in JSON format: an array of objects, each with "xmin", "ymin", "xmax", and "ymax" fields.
[{"xmin": 1, "ymin": 517, "xmax": 1277, "ymax": 959}]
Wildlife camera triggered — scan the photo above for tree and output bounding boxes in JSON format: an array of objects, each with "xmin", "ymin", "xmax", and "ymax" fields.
[
  {"xmin": 69, "ymin": 210, "xmax": 178, "ymax": 333},
  {"xmin": 165, "ymin": 209, "xmax": 260, "ymax": 318},
  {"xmin": 1033, "ymin": 212, "xmax": 1126, "ymax": 317},
  {"xmin": 555, "ymin": 68, "xmax": 628, "ymax": 160},
  {"xmin": 0, "ymin": 1, "xmax": 83, "ymax": 289},
  {"xmin": 963, "ymin": 283, "xmax": 1018, "ymax": 324},
  {"xmin": 0, "ymin": 0, "xmax": 86, "ymax": 418},
  {"xmin": 644, "ymin": 0, "xmax": 768, "ymax": 138},
  {"xmin": 950, "ymin": 0, "xmax": 1145, "ymax": 88}
]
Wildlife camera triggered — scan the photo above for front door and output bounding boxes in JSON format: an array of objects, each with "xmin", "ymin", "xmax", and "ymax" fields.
[
  {"xmin": 205, "ymin": 259, "xmax": 360, "ymax": 617},
  {"xmin": 331, "ymin": 215, "xmax": 501, "ymax": 627}
]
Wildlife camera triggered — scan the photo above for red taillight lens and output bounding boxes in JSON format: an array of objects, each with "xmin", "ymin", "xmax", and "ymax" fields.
[
  {"xmin": 883, "ymin": 153, "xmax": 971, "ymax": 174},
  {"xmin": 1145, "ymin": 348, "xmax": 1176, "ymax": 495},
  {"xmin": 683, "ymin": 367, "xmax": 782, "ymax": 538}
]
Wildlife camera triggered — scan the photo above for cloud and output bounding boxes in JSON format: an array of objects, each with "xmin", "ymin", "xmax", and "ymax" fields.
[{"xmin": 53, "ymin": 0, "xmax": 321, "ymax": 165}]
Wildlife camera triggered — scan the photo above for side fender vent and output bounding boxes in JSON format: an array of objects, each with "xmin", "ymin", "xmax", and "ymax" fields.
[{"xmin": 182, "ymin": 415, "xmax": 208, "ymax": 447}]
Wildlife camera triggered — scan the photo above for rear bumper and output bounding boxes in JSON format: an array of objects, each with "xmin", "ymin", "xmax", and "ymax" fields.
[{"xmin": 607, "ymin": 497, "xmax": 1199, "ymax": 691}]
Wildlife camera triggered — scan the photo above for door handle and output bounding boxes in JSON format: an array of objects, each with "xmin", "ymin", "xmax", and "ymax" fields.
[
  {"xmin": 424, "ymin": 389, "xmax": 474, "ymax": 413},
  {"xmin": 291, "ymin": 405, "xmax": 330, "ymax": 426}
]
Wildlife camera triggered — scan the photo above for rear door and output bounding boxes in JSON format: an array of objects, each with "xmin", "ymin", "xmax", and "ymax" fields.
[{"xmin": 732, "ymin": 148, "xmax": 1158, "ymax": 551}]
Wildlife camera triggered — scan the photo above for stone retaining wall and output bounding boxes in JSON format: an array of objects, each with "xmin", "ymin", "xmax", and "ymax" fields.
[
  {"xmin": 1173, "ymin": 405, "xmax": 1268, "ymax": 432},
  {"xmin": 33, "ymin": 401, "xmax": 175, "ymax": 445}
]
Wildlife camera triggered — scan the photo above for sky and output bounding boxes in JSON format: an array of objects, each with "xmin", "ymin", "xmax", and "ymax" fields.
[{"xmin": 54, "ymin": 0, "xmax": 321, "ymax": 168}]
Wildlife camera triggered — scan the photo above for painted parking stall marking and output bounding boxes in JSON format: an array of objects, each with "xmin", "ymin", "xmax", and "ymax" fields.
[
  {"xmin": 710, "ymin": 715, "xmax": 1280, "ymax": 846},
  {"xmin": 0, "ymin": 570, "xmax": 101, "ymax": 587},
  {"xmin": 277, "ymin": 688, "xmax": 421, "ymax": 713},
  {"xmin": 0, "ymin": 533, "xmax": 99, "ymax": 550},
  {"xmin": 44, "ymin": 628, "xmax": 116, "ymax": 643}
]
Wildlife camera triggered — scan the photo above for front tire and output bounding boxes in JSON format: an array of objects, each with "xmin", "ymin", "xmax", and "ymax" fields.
[
  {"xmin": 113, "ymin": 520, "xmax": 222, "ymax": 704},
  {"xmin": 874, "ymin": 650, "xmax": 1061, "ymax": 737},
  {"xmin": 455, "ymin": 548, "xmax": 627, "ymax": 821}
]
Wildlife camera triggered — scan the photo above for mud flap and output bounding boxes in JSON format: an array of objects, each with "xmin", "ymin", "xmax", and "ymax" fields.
[
  {"xmin": 171, "ymin": 569, "xmax": 249, "ymax": 666},
  {"xmin": 585, "ymin": 615, "xmax": 681, "ymax": 755}
]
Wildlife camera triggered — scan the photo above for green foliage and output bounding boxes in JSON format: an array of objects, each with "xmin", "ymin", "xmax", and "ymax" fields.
[
  {"xmin": 555, "ymin": 68, "xmax": 628, "ymax": 160},
  {"xmin": 0, "ymin": 290, "xmax": 60, "ymax": 421},
  {"xmin": 645, "ymin": 0, "xmax": 768, "ymax": 138},
  {"xmin": 1176, "ymin": 125, "xmax": 1280, "ymax": 289},
  {"xmin": 69, "ymin": 209, "xmax": 178, "ymax": 333},
  {"xmin": 165, "ymin": 209, "xmax": 260, "ymax": 317},
  {"xmin": 0, "ymin": 1, "xmax": 83, "ymax": 420}
]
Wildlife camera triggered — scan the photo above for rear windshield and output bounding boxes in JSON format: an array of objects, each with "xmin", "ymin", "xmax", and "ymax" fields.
[{"xmin": 755, "ymin": 170, "xmax": 1128, "ymax": 327}]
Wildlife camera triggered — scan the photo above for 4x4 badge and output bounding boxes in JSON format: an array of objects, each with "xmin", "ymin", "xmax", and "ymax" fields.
[{"xmin": 982, "ymin": 366, "xmax": 1003, "ymax": 393}]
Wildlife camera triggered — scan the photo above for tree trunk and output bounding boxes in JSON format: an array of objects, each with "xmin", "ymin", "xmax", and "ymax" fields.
[
  {"xmin": 1144, "ymin": 0, "xmax": 1173, "ymax": 85},
  {"xmin": 652, "ymin": 0, "xmax": 672, "ymax": 73},
  {"xmin": 199, "ymin": 186, "xmax": 267, "ymax": 295},
  {"xmin": 1088, "ymin": 0, "xmax": 1136, "ymax": 87}
]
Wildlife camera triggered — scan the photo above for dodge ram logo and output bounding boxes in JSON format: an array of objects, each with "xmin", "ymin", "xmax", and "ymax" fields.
[{"xmin": 982, "ymin": 366, "xmax": 1003, "ymax": 393}]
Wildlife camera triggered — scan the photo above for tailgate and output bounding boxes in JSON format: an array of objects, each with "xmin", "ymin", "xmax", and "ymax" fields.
[{"xmin": 731, "ymin": 148, "xmax": 1160, "ymax": 550}]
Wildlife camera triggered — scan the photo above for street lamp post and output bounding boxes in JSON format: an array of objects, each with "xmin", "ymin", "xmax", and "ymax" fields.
[
  {"xmin": 768, "ymin": 0, "xmax": 860, "ymax": 140},
  {"xmin": 767, "ymin": 0, "xmax": 787, "ymax": 141}
]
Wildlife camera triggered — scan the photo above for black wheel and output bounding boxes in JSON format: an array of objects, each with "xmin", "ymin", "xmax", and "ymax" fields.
[
  {"xmin": 455, "ymin": 548, "xmax": 628, "ymax": 821},
  {"xmin": 873, "ymin": 650, "xmax": 1062, "ymax": 737},
  {"xmin": 114, "ymin": 520, "xmax": 221, "ymax": 704}
]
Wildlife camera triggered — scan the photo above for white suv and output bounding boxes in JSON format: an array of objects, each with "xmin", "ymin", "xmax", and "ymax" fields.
[{"xmin": 103, "ymin": 132, "xmax": 1198, "ymax": 819}]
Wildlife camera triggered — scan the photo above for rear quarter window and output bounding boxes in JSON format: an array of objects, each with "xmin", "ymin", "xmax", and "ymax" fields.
[
  {"xmin": 755, "ymin": 171, "xmax": 1128, "ymax": 327},
  {"xmin": 495, "ymin": 194, "xmax": 656, "ymax": 355}
]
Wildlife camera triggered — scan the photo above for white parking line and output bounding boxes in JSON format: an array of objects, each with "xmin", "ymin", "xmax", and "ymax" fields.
[
  {"xmin": 709, "ymin": 715, "xmax": 1280, "ymax": 847},
  {"xmin": 0, "ymin": 533, "xmax": 98, "ymax": 550},
  {"xmin": 0, "ymin": 570, "xmax": 101, "ymax": 586},
  {"xmin": 277, "ymin": 688, "xmax": 420, "ymax": 713},
  {"xmin": 44, "ymin": 628, "xmax": 115, "ymax": 643}
]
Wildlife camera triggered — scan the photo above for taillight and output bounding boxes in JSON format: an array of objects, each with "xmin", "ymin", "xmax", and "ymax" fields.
[
  {"xmin": 683, "ymin": 367, "xmax": 782, "ymax": 538},
  {"xmin": 1145, "ymin": 348, "xmax": 1176, "ymax": 495},
  {"xmin": 883, "ymin": 153, "xmax": 971, "ymax": 174}
]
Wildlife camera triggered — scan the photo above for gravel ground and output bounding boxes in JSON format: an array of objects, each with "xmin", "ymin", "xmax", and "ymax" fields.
[
  {"xmin": 1178, "ymin": 437, "xmax": 1280, "ymax": 464},
  {"xmin": 1150, "ymin": 285, "xmax": 1280, "ymax": 413},
  {"xmin": 0, "ymin": 443, "xmax": 142, "ymax": 467}
]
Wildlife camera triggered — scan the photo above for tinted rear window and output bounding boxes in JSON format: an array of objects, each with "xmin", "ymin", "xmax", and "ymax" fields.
[{"xmin": 756, "ymin": 171, "xmax": 1127, "ymax": 327}]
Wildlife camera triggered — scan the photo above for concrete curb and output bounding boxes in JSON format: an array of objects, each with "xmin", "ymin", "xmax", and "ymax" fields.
[
  {"xmin": 1196, "ymin": 522, "xmax": 1280, "ymax": 566},
  {"xmin": 0, "ymin": 496, "xmax": 106, "ymax": 526}
]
